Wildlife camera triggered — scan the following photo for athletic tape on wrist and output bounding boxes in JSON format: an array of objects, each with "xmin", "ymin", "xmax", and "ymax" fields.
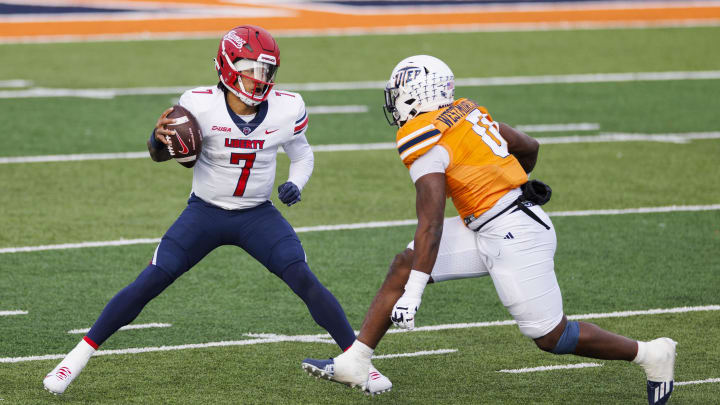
[{"xmin": 404, "ymin": 270, "xmax": 430, "ymax": 298}]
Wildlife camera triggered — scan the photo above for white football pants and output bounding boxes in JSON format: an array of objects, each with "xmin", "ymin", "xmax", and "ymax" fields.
[{"xmin": 407, "ymin": 204, "xmax": 563, "ymax": 339}]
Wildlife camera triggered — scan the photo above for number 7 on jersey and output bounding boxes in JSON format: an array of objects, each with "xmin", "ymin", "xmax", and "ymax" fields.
[{"xmin": 230, "ymin": 153, "xmax": 256, "ymax": 196}]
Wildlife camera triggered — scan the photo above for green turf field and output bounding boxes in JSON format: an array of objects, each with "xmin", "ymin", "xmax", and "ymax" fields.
[{"xmin": 1, "ymin": 27, "xmax": 719, "ymax": 404}]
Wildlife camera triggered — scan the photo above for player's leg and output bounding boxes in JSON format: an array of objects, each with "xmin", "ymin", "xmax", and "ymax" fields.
[
  {"xmin": 235, "ymin": 202, "xmax": 392, "ymax": 394},
  {"xmin": 236, "ymin": 202, "xmax": 356, "ymax": 349},
  {"xmin": 484, "ymin": 205, "xmax": 676, "ymax": 405},
  {"xmin": 303, "ymin": 217, "xmax": 486, "ymax": 391},
  {"xmin": 301, "ymin": 249, "xmax": 413, "ymax": 393},
  {"xmin": 356, "ymin": 248, "xmax": 414, "ymax": 349},
  {"xmin": 43, "ymin": 195, "xmax": 222, "ymax": 394}
]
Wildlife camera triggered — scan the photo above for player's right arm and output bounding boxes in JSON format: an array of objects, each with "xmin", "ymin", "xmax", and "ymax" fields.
[
  {"xmin": 499, "ymin": 122, "xmax": 539, "ymax": 174},
  {"xmin": 147, "ymin": 107, "xmax": 175, "ymax": 162}
]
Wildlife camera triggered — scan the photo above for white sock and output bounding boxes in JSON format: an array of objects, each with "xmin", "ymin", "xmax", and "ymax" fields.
[
  {"xmin": 632, "ymin": 340, "xmax": 648, "ymax": 365},
  {"xmin": 72, "ymin": 338, "xmax": 97, "ymax": 359},
  {"xmin": 341, "ymin": 340, "xmax": 373, "ymax": 361}
]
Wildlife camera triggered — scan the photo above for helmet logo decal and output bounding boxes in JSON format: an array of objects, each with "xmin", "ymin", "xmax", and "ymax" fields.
[
  {"xmin": 257, "ymin": 54, "xmax": 277, "ymax": 65},
  {"xmin": 393, "ymin": 66, "xmax": 422, "ymax": 87},
  {"xmin": 224, "ymin": 31, "xmax": 246, "ymax": 50}
]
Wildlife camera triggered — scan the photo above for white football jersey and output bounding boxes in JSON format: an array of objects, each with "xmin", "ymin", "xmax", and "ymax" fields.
[{"xmin": 178, "ymin": 86, "xmax": 310, "ymax": 210}]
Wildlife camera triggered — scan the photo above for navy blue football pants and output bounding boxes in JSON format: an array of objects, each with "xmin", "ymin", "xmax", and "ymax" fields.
[{"xmin": 87, "ymin": 194, "xmax": 356, "ymax": 350}]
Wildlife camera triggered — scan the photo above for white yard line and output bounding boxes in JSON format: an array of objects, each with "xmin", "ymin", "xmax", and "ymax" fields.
[
  {"xmin": 0, "ymin": 152, "xmax": 150, "ymax": 164},
  {"xmin": 0, "ymin": 238, "xmax": 162, "ymax": 254},
  {"xmin": 386, "ymin": 305, "xmax": 720, "ymax": 335},
  {"xmin": 2, "ymin": 131, "xmax": 719, "ymax": 165},
  {"xmin": 373, "ymin": 349, "xmax": 457, "ymax": 359},
  {"xmin": 1, "ymin": 205, "xmax": 719, "ymax": 254},
  {"xmin": 498, "ymin": 363, "xmax": 603, "ymax": 373},
  {"xmin": 67, "ymin": 323, "xmax": 172, "ymax": 334},
  {"xmin": 1, "ymin": 71, "xmax": 719, "ymax": 99},
  {"xmin": 306, "ymin": 105, "xmax": 368, "ymax": 114},
  {"xmin": 0, "ymin": 310, "xmax": 28, "ymax": 316},
  {"xmin": 676, "ymin": 378, "xmax": 720, "ymax": 386},
  {"xmin": 0, "ymin": 80, "xmax": 32, "ymax": 88},
  {"xmin": 1, "ymin": 305, "xmax": 717, "ymax": 363},
  {"xmin": 515, "ymin": 123, "xmax": 599, "ymax": 132}
]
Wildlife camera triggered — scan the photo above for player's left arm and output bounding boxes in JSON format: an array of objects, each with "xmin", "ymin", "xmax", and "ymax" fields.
[
  {"xmin": 278, "ymin": 134, "xmax": 314, "ymax": 206},
  {"xmin": 391, "ymin": 172, "xmax": 446, "ymax": 330},
  {"xmin": 412, "ymin": 173, "xmax": 446, "ymax": 274},
  {"xmin": 499, "ymin": 122, "xmax": 539, "ymax": 173}
]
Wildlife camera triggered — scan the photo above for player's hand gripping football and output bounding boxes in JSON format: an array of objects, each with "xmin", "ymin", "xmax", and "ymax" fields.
[
  {"xmin": 278, "ymin": 182, "xmax": 301, "ymax": 206},
  {"xmin": 391, "ymin": 295, "xmax": 421, "ymax": 330},
  {"xmin": 153, "ymin": 107, "xmax": 177, "ymax": 152}
]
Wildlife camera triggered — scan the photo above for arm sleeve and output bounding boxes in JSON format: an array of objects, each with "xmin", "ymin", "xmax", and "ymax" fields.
[
  {"xmin": 283, "ymin": 134, "xmax": 314, "ymax": 191},
  {"xmin": 409, "ymin": 145, "xmax": 450, "ymax": 183}
]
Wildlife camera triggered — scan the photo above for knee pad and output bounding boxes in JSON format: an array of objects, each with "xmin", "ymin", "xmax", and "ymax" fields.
[
  {"xmin": 152, "ymin": 238, "xmax": 190, "ymax": 280},
  {"xmin": 267, "ymin": 237, "xmax": 306, "ymax": 276},
  {"xmin": 119, "ymin": 264, "xmax": 175, "ymax": 307},
  {"xmin": 280, "ymin": 261, "xmax": 323, "ymax": 298},
  {"xmin": 551, "ymin": 320, "xmax": 580, "ymax": 354}
]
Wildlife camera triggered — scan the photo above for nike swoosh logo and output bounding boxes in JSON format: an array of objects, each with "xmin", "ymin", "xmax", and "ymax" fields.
[
  {"xmin": 265, "ymin": 128, "xmax": 279, "ymax": 134},
  {"xmin": 176, "ymin": 134, "xmax": 189, "ymax": 154}
]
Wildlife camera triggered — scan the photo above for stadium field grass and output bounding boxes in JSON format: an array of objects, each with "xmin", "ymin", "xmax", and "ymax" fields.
[
  {"xmin": 0, "ymin": 138, "xmax": 718, "ymax": 247},
  {"xmin": 1, "ymin": 26, "xmax": 719, "ymax": 404},
  {"xmin": 1, "ymin": 27, "xmax": 720, "ymax": 88},
  {"xmin": 1, "ymin": 311, "xmax": 719, "ymax": 404},
  {"xmin": 1, "ymin": 211, "xmax": 718, "ymax": 353},
  {"xmin": 0, "ymin": 212, "xmax": 718, "ymax": 403},
  {"xmin": 2, "ymin": 78, "xmax": 720, "ymax": 157}
]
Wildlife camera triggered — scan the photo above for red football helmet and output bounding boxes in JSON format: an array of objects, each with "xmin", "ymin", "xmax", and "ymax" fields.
[{"xmin": 214, "ymin": 25, "xmax": 280, "ymax": 106}]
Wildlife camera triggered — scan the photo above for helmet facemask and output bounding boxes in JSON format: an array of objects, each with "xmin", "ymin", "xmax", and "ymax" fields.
[{"xmin": 233, "ymin": 58, "xmax": 277, "ymax": 105}]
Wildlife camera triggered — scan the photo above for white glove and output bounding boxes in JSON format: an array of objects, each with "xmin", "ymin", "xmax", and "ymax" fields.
[
  {"xmin": 391, "ymin": 295, "xmax": 421, "ymax": 330},
  {"xmin": 390, "ymin": 270, "xmax": 430, "ymax": 330}
]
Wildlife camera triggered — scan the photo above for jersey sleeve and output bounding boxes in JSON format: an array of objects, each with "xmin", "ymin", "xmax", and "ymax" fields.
[
  {"xmin": 408, "ymin": 145, "xmax": 450, "ymax": 183},
  {"xmin": 396, "ymin": 122, "xmax": 442, "ymax": 169},
  {"xmin": 177, "ymin": 89, "xmax": 197, "ymax": 115},
  {"xmin": 283, "ymin": 134, "xmax": 314, "ymax": 190},
  {"xmin": 293, "ymin": 95, "xmax": 309, "ymax": 137}
]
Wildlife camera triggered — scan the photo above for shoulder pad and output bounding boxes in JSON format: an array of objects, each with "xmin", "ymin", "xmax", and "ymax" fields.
[{"xmin": 396, "ymin": 118, "xmax": 442, "ymax": 168}]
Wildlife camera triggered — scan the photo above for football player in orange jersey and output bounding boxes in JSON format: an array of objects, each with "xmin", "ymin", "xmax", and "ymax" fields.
[{"xmin": 303, "ymin": 55, "xmax": 676, "ymax": 404}]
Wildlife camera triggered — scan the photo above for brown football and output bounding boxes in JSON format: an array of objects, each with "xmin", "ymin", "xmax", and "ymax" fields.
[{"xmin": 165, "ymin": 105, "xmax": 203, "ymax": 168}]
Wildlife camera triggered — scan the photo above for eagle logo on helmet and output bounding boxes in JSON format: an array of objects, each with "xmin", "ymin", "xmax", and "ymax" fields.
[{"xmin": 223, "ymin": 31, "xmax": 246, "ymax": 51}]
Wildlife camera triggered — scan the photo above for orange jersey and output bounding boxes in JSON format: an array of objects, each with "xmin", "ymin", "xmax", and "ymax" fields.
[{"xmin": 395, "ymin": 98, "xmax": 528, "ymax": 221}]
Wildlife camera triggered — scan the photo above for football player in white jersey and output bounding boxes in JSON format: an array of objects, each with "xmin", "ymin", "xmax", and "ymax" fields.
[{"xmin": 43, "ymin": 25, "xmax": 391, "ymax": 397}]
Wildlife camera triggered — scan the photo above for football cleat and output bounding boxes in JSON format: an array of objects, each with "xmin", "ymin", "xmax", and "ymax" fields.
[
  {"xmin": 639, "ymin": 338, "xmax": 677, "ymax": 405},
  {"xmin": 43, "ymin": 339, "xmax": 95, "ymax": 395},
  {"xmin": 647, "ymin": 380, "xmax": 673, "ymax": 405},
  {"xmin": 301, "ymin": 358, "xmax": 392, "ymax": 396},
  {"xmin": 367, "ymin": 365, "xmax": 392, "ymax": 395}
]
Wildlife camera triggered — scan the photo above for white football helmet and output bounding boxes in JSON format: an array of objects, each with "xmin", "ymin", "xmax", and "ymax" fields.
[{"xmin": 383, "ymin": 55, "xmax": 455, "ymax": 126}]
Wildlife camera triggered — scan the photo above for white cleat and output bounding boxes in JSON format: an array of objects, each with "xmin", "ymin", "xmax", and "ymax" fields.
[
  {"xmin": 43, "ymin": 339, "xmax": 95, "ymax": 395},
  {"xmin": 301, "ymin": 357, "xmax": 392, "ymax": 396},
  {"xmin": 635, "ymin": 338, "xmax": 677, "ymax": 405},
  {"xmin": 367, "ymin": 365, "xmax": 392, "ymax": 396}
]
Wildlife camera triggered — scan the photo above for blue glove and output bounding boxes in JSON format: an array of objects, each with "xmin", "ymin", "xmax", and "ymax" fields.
[{"xmin": 278, "ymin": 182, "xmax": 301, "ymax": 206}]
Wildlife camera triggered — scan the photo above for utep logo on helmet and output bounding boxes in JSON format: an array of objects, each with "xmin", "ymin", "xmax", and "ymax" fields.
[
  {"xmin": 394, "ymin": 66, "xmax": 423, "ymax": 87},
  {"xmin": 224, "ymin": 31, "xmax": 246, "ymax": 49}
]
